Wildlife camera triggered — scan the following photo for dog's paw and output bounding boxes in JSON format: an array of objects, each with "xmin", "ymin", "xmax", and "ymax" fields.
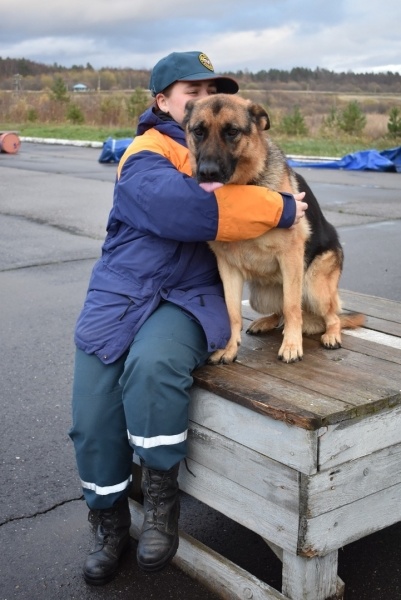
[
  {"xmin": 247, "ymin": 314, "xmax": 282, "ymax": 335},
  {"xmin": 278, "ymin": 342, "xmax": 303, "ymax": 363},
  {"xmin": 207, "ymin": 349, "xmax": 237, "ymax": 365},
  {"xmin": 208, "ymin": 339, "xmax": 240, "ymax": 364},
  {"xmin": 321, "ymin": 332, "xmax": 342, "ymax": 349}
]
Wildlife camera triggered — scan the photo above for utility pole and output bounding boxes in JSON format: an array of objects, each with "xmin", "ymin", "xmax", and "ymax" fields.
[{"xmin": 13, "ymin": 73, "xmax": 21, "ymax": 94}]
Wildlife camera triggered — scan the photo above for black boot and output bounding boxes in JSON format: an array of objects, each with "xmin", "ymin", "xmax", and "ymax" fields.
[
  {"xmin": 83, "ymin": 497, "xmax": 131, "ymax": 585},
  {"xmin": 137, "ymin": 463, "xmax": 180, "ymax": 572}
]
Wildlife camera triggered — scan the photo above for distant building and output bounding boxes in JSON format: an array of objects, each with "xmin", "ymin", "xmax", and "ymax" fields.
[{"xmin": 73, "ymin": 83, "xmax": 88, "ymax": 92}]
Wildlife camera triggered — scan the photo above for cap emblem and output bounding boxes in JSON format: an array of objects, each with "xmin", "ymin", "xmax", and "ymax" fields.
[{"xmin": 199, "ymin": 53, "xmax": 214, "ymax": 72}]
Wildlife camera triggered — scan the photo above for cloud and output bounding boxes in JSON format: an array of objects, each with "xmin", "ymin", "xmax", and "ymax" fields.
[{"xmin": 0, "ymin": 0, "xmax": 400, "ymax": 74}]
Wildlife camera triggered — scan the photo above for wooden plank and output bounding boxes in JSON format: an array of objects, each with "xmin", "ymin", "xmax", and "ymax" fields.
[
  {"xmin": 242, "ymin": 292, "xmax": 401, "ymax": 327},
  {"xmin": 340, "ymin": 289, "xmax": 401, "ymax": 325},
  {"xmin": 189, "ymin": 388, "xmax": 318, "ymax": 474},
  {"xmin": 299, "ymin": 480, "xmax": 401, "ymax": 556},
  {"xmin": 178, "ymin": 457, "xmax": 300, "ymax": 553},
  {"xmin": 242, "ymin": 291, "xmax": 401, "ymax": 337},
  {"xmin": 207, "ymin": 299, "xmax": 401, "ymax": 425},
  {"xmin": 187, "ymin": 422, "xmax": 300, "ymax": 514},
  {"xmin": 318, "ymin": 404, "xmax": 401, "ymax": 469},
  {"xmin": 263, "ymin": 539, "xmax": 346, "ymax": 600},
  {"xmin": 241, "ymin": 332, "xmax": 401, "ymax": 394},
  {"xmin": 282, "ymin": 550, "xmax": 339, "ymax": 600},
  {"xmin": 305, "ymin": 442, "xmax": 401, "ymax": 517},
  {"xmin": 340, "ymin": 330, "xmax": 401, "ymax": 364},
  {"xmin": 240, "ymin": 319, "xmax": 400, "ymax": 359},
  {"xmin": 194, "ymin": 357, "xmax": 354, "ymax": 429},
  {"xmin": 129, "ymin": 499, "xmax": 289, "ymax": 600},
  {"xmin": 133, "ymin": 424, "xmax": 301, "ymax": 511},
  {"xmin": 333, "ymin": 346, "xmax": 401, "ymax": 384},
  {"xmin": 344, "ymin": 328, "xmax": 401, "ymax": 350},
  {"xmin": 356, "ymin": 314, "xmax": 401, "ymax": 338},
  {"xmin": 234, "ymin": 341, "xmax": 401, "ymax": 418},
  {"xmin": 195, "ymin": 337, "xmax": 401, "ymax": 426},
  {"xmin": 131, "ymin": 456, "xmax": 300, "ymax": 555},
  {"xmin": 242, "ymin": 293, "xmax": 401, "ymax": 343}
]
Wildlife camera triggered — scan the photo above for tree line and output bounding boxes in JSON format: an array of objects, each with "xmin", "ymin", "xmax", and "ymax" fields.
[{"xmin": 1, "ymin": 56, "xmax": 401, "ymax": 93}]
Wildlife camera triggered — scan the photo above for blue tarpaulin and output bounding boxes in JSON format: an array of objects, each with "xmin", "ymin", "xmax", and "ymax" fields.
[
  {"xmin": 99, "ymin": 137, "xmax": 401, "ymax": 172},
  {"xmin": 98, "ymin": 137, "xmax": 134, "ymax": 163},
  {"xmin": 380, "ymin": 146, "xmax": 401, "ymax": 171},
  {"xmin": 288, "ymin": 146, "xmax": 401, "ymax": 172}
]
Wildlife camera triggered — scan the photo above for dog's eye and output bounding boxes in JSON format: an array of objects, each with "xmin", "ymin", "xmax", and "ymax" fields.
[
  {"xmin": 226, "ymin": 128, "xmax": 239, "ymax": 138},
  {"xmin": 193, "ymin": 127, "xmax": 204, "ymax": 138}
]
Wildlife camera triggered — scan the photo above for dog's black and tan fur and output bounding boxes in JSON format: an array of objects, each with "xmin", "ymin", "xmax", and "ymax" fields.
[{"xmin": 183, "ymin": 94, "xmax": 364, "ymax": 364}]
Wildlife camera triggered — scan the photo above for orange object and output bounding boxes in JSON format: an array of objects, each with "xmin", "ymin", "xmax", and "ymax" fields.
[{"xmin": 0, "ymin": 132, "xmax": 21, "ymax": 154}]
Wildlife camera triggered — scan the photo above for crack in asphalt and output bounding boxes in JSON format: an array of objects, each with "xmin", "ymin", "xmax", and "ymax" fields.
[
  {"xmin": 0, "ymin": 256, "xmax": 99, "ymax": 273},
  {"xmin": 0, "ymin": 495, "xmax": 84, "ymax": 527},
  {"xmin": 0, "ymin": 211, "xmax": 103, "ymax": 240}
]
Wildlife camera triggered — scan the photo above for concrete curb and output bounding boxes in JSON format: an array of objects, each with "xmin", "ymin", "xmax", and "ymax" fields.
[
  {"xmin": 20, "ymin": 136, "xmax": 338, "ymax": 162},
  {"xmin": 288, "ymin": 154, "xmax": 339, "ymax": 162},
  {"xmin": 20, "ymin": 136, "xmax": 103, "ymax": 148}
]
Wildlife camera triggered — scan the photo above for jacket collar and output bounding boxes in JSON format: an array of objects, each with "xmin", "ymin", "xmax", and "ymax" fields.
[{"xmin": 136, "ymin": 106, "xmax": 187, "ymax": 147}]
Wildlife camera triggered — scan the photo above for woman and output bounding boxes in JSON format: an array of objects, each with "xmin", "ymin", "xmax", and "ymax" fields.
[{"xmin": 69, "ymin": 50, "xmax": 307, "ymax": 585}]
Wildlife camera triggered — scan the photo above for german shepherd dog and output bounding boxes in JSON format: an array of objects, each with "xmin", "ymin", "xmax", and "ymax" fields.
[{"xmin": 183, "ymin": 94, "xmax": 364, "ymax": 364}]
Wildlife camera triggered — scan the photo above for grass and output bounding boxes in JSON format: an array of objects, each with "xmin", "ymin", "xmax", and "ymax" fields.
[
  {"xmin": 1, "ymin": 122, "xmax": 399, "ymax": 157},
  {"xmin": 272, "ymin": 135, "xmax": 398, "ymax": 157},
  {"xmin": 0, "ymin": 123, "xmax": 135, "ymax": 142}
]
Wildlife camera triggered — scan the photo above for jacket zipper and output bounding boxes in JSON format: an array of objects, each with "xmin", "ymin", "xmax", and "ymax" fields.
[{"xmin": 118, "ymin": 298, "xmax": 135, "ymax": 320}]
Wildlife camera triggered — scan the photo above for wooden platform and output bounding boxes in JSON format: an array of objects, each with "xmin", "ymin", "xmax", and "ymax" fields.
[{"xmin": 129, "ymin": 290, "xmax": 401, "ymax": 600}]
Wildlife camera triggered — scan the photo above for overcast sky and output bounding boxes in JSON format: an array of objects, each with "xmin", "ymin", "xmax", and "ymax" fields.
[{"xmin": 1, "ymin": 0, "xmax": 400, "ymax": 76}]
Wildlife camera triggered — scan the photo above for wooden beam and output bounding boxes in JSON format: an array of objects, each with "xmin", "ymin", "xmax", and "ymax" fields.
[{"xmin": 129, "ymin": 499, "xmax": 289, "ymax": 600}]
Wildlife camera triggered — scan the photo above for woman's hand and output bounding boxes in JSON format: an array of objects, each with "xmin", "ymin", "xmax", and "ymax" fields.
[{"xmin": 291, "ymin": 191, "xmax": 308, "ymax": 227}]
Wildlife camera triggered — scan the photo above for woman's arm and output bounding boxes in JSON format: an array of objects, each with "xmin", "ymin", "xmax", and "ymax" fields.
[{"xmin": 113, "ymin": 136, "xmax": 298, "ymax": 243}]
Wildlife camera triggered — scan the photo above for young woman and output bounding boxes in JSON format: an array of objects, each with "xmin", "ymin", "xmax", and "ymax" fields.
[{"xmin": 69, "ymin": 50, "xmax": 307, "ymax": 585}]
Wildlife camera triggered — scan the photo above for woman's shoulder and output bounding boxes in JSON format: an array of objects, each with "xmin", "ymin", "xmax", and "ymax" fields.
[
  {"xmin": 118, "ymin": 127, "xmax": 190, "ymax": 176},
  {"xmin": 117, "ymin": 128, "xmax": 172, "ymax": 173}
]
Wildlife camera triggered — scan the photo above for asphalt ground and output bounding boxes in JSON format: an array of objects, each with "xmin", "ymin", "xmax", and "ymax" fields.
[{"xmin": 0, "ymin": 142, "xmax": 400, "ymax": 600}]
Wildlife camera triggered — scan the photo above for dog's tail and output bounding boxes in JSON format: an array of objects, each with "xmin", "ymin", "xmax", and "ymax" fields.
[
  {"xmin": 339, "ymin": 312, "xmax": 366, "ymax": 329},
  {"xmin": 302, "ymin": 311, "xmax": 365, "ymax": 334}
]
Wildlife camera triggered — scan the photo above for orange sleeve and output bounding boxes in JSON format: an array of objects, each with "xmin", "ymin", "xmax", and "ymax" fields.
[{"xmin": 214, "ymin": 184, "xmax": 284, "ymax": 242}]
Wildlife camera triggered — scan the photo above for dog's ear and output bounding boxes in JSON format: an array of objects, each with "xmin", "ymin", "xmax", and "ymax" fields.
[
  {"xmin": 182, "ymin": 99, "xmax": 195, "ymax": 130},
  {"xmin": 249, "ymin": 103, "xmax": 270, "ymax": 131}
]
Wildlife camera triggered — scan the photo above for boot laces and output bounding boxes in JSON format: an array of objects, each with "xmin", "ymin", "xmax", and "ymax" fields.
[
  {"xmin": 145, "ymin": 472, "xmax": 172, "ymax": 526},
  {"xmin": 95, "ymin": 507, "xmax": 123, "ymax": 545}
]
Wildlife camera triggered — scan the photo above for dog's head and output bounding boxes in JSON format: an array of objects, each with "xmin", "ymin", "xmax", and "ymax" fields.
[{"xmin": 183, "ymin": 94, "xmax": 270, "ymax": 188}]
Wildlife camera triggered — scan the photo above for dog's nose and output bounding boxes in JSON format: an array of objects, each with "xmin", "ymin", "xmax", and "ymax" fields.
[{"xmin": 198, "ymin": 159, "xmax": 221, "ymax": 183}]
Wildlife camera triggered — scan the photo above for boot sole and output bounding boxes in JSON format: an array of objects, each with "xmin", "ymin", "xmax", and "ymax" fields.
[
  {"xmin": 84, "ymin": 571, "xmax": 117, "ymax": 586},
  {"xmin": 137, "ymin": 535, "xmax": 179, "ymax": 573}
]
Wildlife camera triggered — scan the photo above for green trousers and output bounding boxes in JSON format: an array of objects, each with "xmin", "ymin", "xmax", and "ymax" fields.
[{"xmin": 69, "ymin": 302, "xmax": 210, "ymax": 509}]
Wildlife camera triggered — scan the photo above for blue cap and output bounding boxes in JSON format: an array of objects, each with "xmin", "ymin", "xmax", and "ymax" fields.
[{"xmin": 149, "ymin": 51, "xmax": 238, "ymax": 96}]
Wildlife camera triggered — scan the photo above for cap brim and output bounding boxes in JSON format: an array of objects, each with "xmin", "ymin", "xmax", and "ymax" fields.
[{"xmin": 178, "ymin": 73, "xmax": 239, "ymax": 94}]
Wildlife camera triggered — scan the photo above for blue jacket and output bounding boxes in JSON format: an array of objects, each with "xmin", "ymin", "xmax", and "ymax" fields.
[{"xmin": 75, "ymin": 107, "xmax": 296, "ymax": 364}]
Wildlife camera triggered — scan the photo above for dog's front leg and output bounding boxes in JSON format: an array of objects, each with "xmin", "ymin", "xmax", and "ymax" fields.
[
  {"xmin": 278, "ymin": 253, "xmax": 304, "ymax": 363},
  {"xmin": 208, "ymin": 258, "xmax": 244, "ymax": 365}
]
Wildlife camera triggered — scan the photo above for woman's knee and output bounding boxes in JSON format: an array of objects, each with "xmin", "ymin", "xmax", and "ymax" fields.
[
  {"xmin": 73, "ymin": 348, "xmax": 126, "ymax": 396},
  {"xmin": 123, "ymin": 337, "xmax": 195, "ymax": 390}
]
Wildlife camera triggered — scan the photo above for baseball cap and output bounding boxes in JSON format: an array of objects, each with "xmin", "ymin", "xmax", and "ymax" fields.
[{"xmin": 149, "ymin": 51, "xmax": 239, "ymax": 96}]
